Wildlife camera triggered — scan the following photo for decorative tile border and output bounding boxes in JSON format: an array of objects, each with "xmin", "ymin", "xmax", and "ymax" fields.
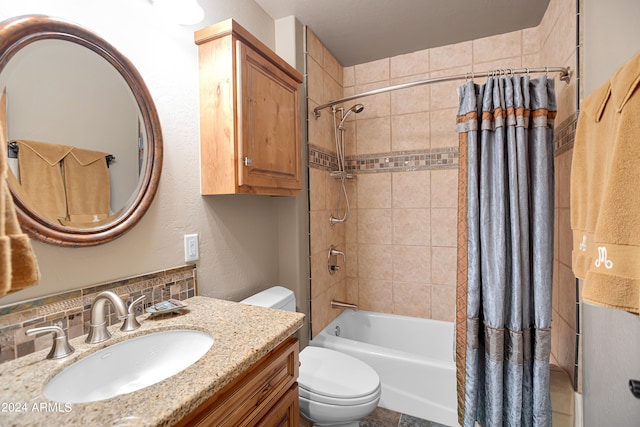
[
  {"xmin": 347, "ymin": 147, "xmax": 459, "ymax": 173},
  {"xmin": 308, "ymin": 144, "xmax": 339, "ymax": 171},
  {"xmin": 0, "ymin": 265, "xmax": 196, "ymax": 364},
  {"xmin": 554, "ymin": 113, "xmax": 578, "ymax": 156},
  {"xmin": 309, "ymin": 144, "xmax": 459, "ymax": 173}
]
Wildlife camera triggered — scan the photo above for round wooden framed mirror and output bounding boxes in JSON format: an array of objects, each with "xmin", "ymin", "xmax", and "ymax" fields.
[{"xmin": 0, "ymin": 15, "xmax": 162, "ymax": 247}]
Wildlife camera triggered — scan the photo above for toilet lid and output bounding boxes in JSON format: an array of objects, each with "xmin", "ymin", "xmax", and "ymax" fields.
[{"xmin": 299, "ymin": 347, "xmax": 380, "ymax": 400}]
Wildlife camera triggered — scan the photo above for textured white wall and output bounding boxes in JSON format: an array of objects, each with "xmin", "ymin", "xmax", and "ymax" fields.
[
  {"xmin": 583, "ymin": 0, "xmax": 640, "ymax": 93},
  {"xmin": 0, "ymin": 0, "xmax": 308, "ymax": 309}
]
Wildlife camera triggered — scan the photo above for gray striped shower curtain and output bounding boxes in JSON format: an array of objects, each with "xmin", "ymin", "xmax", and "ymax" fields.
[{"xmin": 455, "ymin": 74, "xmax": 556, "ymax": 427}]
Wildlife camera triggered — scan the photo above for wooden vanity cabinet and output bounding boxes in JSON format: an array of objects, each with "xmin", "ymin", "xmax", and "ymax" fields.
[
  {"xmin": 195, "ymin": 20, "xmax": 303, "ymax": 196},
  {"xmin": 177, "ymin": 337, "xmax": 299, "ymax": 426}
]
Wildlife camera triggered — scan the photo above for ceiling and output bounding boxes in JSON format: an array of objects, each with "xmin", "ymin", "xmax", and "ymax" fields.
[{"xmin": 255, "ymin": 0, "xmax": 551, "ymax": 67}]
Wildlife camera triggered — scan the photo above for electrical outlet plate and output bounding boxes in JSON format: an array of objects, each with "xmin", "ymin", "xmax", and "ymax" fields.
[{"xmin": 184, "ymin": 234, "xmax": 199, "ymax": 262}]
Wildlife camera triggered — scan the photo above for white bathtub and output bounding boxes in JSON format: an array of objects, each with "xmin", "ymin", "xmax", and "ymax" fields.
[{"xmin": 310, "ymin": 310, "xmax": 459, "ymax": 427}]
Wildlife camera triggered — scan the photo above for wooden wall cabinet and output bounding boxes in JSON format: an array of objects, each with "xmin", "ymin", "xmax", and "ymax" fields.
[
  {"xmin": 177, "ymin": 337, "xmax": 299, "ymax": 426},
  {"xmin": 195, "ymin": 20, "xmax": 303, "ymax": 196}
]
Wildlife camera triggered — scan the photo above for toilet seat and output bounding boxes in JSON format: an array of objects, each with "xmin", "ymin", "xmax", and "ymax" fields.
[
  {"xmin": 299, "ymin": 347, "xmax": 381, "ymax": 406},
  {"xmin": 299, "ymin": 393, "xmax": 380, "ymax": 426},
  {"xmin": 239, "ymin": 287, "xmax": 380, "ymax": 426},
  {"xmin": 299, "ymin": 383, "xmax": 381, "ymax": 406}
]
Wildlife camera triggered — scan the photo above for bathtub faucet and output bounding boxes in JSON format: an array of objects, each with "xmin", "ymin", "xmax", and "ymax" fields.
[{"xmin": 331, "ymin": 299, "xmax": 358, "ymax": 311}]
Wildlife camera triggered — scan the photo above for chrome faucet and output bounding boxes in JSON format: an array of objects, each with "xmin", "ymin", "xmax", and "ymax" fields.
[
  {"xmin": 86, "ymin": 291, "xmax": 127, "ymax": 344},
  {"xmin": 331, "ymin": 300, "xmax": 358, "ymax": 311}
]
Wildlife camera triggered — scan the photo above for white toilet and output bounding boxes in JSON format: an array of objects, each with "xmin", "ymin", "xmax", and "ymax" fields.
[{"xmin": 241, "ymin": 286, "xmax": 381, "ymax": 427}]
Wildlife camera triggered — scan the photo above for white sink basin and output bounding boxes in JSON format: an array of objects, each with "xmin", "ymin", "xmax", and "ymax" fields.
[{"xmin": 44, "ymin": 329, "xmax": 213, "ymax": 403}]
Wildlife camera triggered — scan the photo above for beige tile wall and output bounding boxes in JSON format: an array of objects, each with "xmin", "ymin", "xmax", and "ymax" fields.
[
  {"xmin": 307, "ymin": 0, "xmax": 579, "ymax": 361},
  {"xmin": 540, "ymin": 0, "xmax": 579, "ymax": 388},
  {"xmin": 342, "ymin": 39, "xmax": 464, "ymax": 324},
  {"xmin": 307, "ymin": 30, "xmax": 348, "ymax": 335}
]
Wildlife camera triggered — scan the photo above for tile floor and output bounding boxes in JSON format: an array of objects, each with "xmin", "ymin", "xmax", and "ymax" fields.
[
  {"xmin": 300, "ymin": 406, "xmax": 447, "ymax": 427},
  {"xmin": 360, "ymin": 407, "xmax": 449, "ymax": 427}
]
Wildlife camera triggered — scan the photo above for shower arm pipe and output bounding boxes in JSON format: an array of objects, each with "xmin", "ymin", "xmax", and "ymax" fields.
[{"xmin": 313, "ymin": 65, "xmax": 572, "ymax": 118}]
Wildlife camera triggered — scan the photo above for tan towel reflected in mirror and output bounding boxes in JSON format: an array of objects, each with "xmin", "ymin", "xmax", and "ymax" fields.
[
  {"xmin": 14, "ymin": 139, "xmax": 71, "ymax": 222},
  {"xmin": 64, "ymin": 147, "xmax": 111, "ymax": 226},
  {"xmin": 1, "ymin": 137, "xmax": 40, "ymax": 297},
  {"xmin": 9, "ymin": 140, "xmax": 113, "ymax": 228}
]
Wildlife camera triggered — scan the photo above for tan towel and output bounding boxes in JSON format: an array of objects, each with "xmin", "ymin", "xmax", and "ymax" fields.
[
  {"xmin": 1, "ymin": 135, "xmax": 40, "ymax": 297},
  {"xmin": 63, "ymin": 147, "xmax": 111, "ymax": 225},
  {"xmin": 570, "ymin": 51, "xmax": 640, "ymax": 314},
  {"xmin": 13, "ymin": 139, "xmax": 71, "ymax": 223},
  {"xmin": 59, "ymin": 210, "xmax": 122, "ymax": 228},
  {"xmin": 0, "ymin": 169, "xmax": 8, "ymax": 294}
]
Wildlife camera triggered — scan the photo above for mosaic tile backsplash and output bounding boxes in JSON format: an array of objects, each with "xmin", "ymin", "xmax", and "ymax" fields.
[{"xmin": 0, "ymin": 265, "xmax": 196, "ymax": 364}]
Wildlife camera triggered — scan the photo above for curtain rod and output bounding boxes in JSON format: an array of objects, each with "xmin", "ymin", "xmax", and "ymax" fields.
[{"xmin": 313, "ymin": 66, "xmax": 572, "ymax": 118}]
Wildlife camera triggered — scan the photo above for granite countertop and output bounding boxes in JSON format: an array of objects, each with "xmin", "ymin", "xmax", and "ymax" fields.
[{"xmin": 0, "ymin": 296, "xmax": 304, "ymax": 426}]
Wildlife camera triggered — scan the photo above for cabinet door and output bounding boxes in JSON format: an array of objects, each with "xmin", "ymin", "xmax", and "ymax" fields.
[{"xmin": 237, "ymin": 42, "xmax": 301, "ymax": 194}]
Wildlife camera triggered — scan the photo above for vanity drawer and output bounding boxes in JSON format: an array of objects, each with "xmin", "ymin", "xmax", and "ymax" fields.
[
  {"xmin": 255, "ymin": 383, "xmax": 299, "ymax": 427},
  {"xmin": 179, "ymin": 337, "xmax": 299, "ymax": 427}
]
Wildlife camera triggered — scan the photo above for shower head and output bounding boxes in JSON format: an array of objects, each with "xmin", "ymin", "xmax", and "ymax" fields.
[
  {"xmin": 350, "ymin": 104, "xmax": 365, "ymax": 114},
  {"xmin": 338, "ymin": 103, "xmax": 364, "ymax": 129}
]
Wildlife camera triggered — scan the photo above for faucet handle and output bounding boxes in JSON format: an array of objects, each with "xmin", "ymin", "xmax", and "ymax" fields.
[
  {"xmin": 120, "ymin": 295, "xmax": 147, "ymax": 332},
  {"xmin": 328, "ymin": 245, "xmax": 347, "ymax": 275},
  {"xmin": 329, "ymin": 247, "xmax": 347, "ymax": 262},
  {"xmin": 26, "ymin": 326, "xmax": 75, "ymax": 360}
]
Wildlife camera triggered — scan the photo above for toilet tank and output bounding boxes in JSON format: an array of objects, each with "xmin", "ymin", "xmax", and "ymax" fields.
[{"xmin": 240, "ymin": 286, "xmax": 296, "ymax": 312}]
